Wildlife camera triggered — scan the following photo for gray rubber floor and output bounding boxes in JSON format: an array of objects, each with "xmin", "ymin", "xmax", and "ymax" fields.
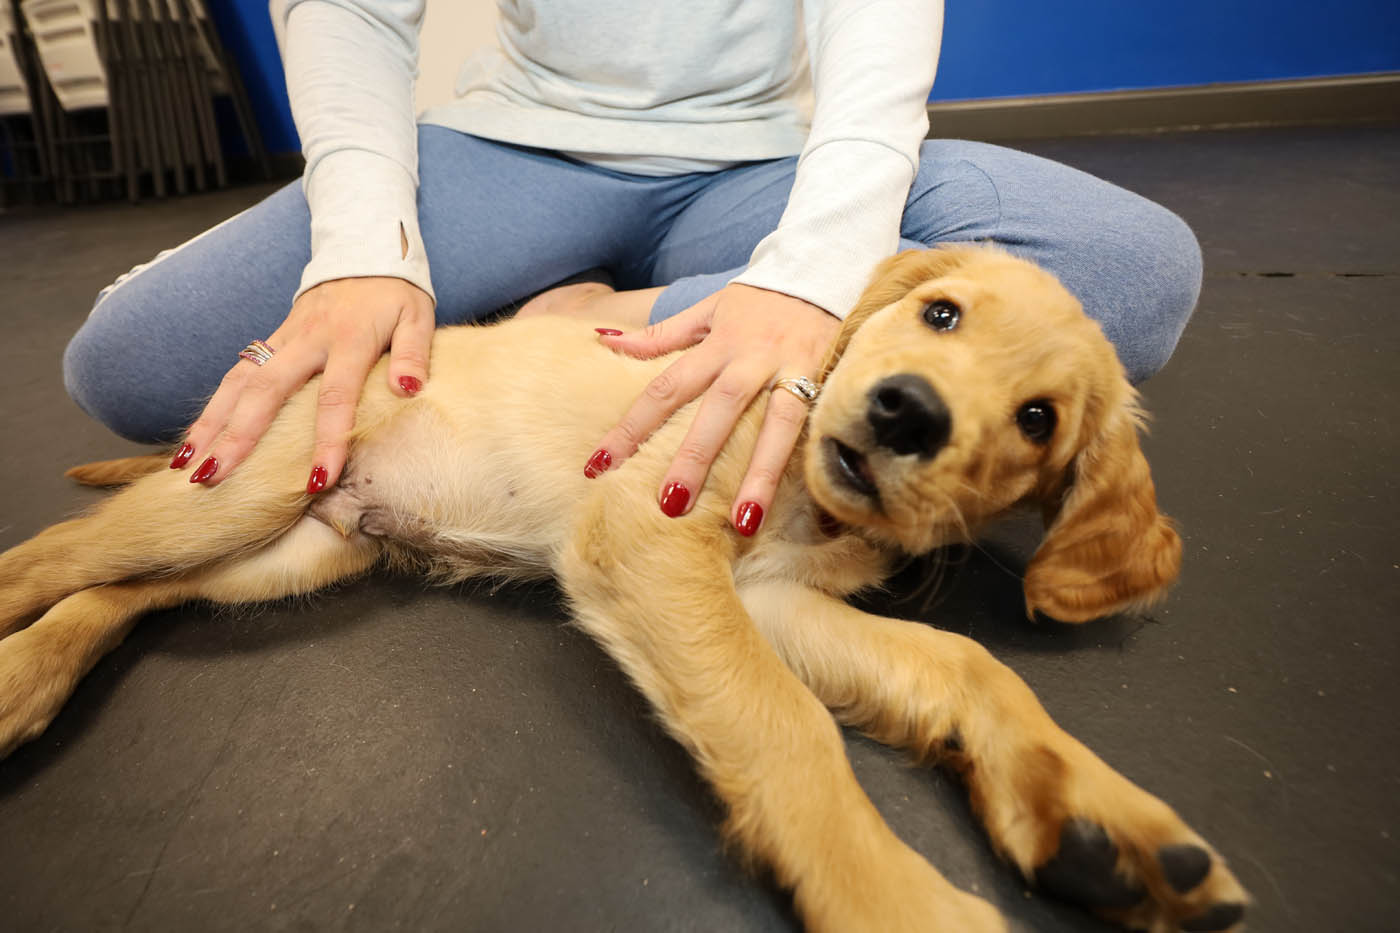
[{"xmin": 1, "ymin": 125, "xmax": 1396, "ymax": 931}]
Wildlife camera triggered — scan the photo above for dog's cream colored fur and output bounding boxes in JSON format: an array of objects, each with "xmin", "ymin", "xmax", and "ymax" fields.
[{"xmin": 0, "ymin": 247, "xmax": 1246, "ymax": 931}]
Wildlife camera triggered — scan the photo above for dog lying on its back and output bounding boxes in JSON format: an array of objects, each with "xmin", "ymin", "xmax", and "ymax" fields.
[{"xmin": 0, "ymin": 247, "xmax": 1247, "ymax": 931}]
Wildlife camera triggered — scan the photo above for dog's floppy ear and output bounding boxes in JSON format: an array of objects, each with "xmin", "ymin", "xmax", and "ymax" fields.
[
  {"xmin": 1023, "ymin": 404, "xmax": 1182, "ymax": 623},
  {"xmin": 820, "ymin": 247, "xmax": 978, "ymax": 378}
]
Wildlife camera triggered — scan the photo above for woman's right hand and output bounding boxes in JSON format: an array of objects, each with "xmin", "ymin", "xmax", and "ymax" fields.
[{"xmin": 173, "ymin": 276, "xmax": 435, "ymax": 493}]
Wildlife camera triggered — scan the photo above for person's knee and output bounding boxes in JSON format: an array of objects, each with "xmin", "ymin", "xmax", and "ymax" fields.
[
  {"xmin": 63, "ymin": 295, "xmax": 187, "ymax": 444},
  {"xmin": 1120, "ymin": 203, "xmax": 1203, "ymax": 384}
]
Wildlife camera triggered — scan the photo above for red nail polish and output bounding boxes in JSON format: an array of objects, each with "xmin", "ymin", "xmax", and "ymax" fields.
[
  {"xmin": 735, "ymin": 501, "xmax": 763, "ymax": 537},
  {"xmin": 169, "ymin": 443, "xmax": 195, "ymax": 469},
  {"xmin": 307, "ymin": 465, "xmax": 328, "ymax": 495},
  {"xmin": 189, "ymin": 457, "xmax": 218, "ymax": 484},
  {"xmin": 399, "ymin": 375, "xmax": 422, "ymax": 395},
  {"xmin": 659, "ymin": 481, "xmax": 690, "ymax": 518},
  {"xmin": 584, "ymin": 448, "xmax": 612, "ymax": 478},
  {"xmin": 594, "ymin": 328, "xmax": 623, "ymax": 337}
]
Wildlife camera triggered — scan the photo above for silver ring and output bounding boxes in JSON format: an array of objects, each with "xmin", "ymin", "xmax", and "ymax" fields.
[
  {"xmin": 772, "ymin": 376, "xmax": 820, "ymax": 405},
  {"xmin": 238, "ymin": 339, "xmax": 276, "ymax": 367}
]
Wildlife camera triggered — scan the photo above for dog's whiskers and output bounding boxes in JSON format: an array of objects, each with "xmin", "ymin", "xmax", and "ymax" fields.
[{"xmin": 933, "ymin": 487, "xmax": 974, "ymax": 542}]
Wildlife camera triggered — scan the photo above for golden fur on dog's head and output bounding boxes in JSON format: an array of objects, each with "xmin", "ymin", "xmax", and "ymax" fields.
[{"xmin": 805, "ymin": 246, "xmax": 1181, "ymax": 623}]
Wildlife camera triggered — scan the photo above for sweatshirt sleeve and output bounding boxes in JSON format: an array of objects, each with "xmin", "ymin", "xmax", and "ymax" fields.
[
  {"xmin": 731, "ymin": 0, "xmax": 943, "ymax": 318},
  {"xmin": 279, "ymin": 0, "xmax": 435, "ymax": 304}
]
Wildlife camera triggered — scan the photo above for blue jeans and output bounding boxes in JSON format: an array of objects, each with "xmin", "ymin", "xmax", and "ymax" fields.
[{"xmin": 65, "ymin": 126, "xmax": 1202, "ymax": 443}]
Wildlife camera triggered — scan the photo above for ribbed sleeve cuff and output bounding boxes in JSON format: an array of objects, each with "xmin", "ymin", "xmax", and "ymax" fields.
[
  {"xmin": 296, "ymin": 148, "xmax": 436, "ymax": 305},
  {"xmin": 731, "ymin": 139, "xmax": 914, "ymax": 319}
]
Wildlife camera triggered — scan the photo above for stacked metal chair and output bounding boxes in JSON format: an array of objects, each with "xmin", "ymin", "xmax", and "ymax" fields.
[
  {"xmin": 2, "ymin": 0, "xmax": 270, "ymax": 205},
  {"xmin": 1, "ymin": 0, "xmax": 55, "ymax": 203}
]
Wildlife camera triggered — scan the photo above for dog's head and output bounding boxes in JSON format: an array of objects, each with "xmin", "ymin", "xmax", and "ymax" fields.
[{"xmin": 805, "ymin": 246, "xmax": 1181, "ymax": 623}]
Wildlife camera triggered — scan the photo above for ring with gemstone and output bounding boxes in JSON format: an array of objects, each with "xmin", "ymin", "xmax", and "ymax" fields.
[{"xmin": 771, "ymin": 376, "xmax": 820, "ymax": 404}]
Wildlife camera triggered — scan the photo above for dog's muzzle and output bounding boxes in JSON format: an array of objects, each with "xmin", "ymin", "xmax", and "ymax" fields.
[{"xmin": 866, "ymin": 374, "xmax": 951, "ymax": 458}]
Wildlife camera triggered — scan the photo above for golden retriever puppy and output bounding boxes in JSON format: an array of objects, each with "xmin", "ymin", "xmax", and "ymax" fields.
[{"xmin": 0, "ymin": 247, "xmax": 1246, "ymax": 932}]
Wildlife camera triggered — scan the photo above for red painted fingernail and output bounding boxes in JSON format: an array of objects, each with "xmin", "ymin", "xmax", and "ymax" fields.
[
  {"xmin": 594, "ymin": 328, "xmax": 623, "ymax": 337},
  {"xmin": 189, "ymin": 457, "xmax": 218, "ymax": 484},
  {"xmin": 735, "ymin": 501, "xmax": 764, "ymax": 537},
  {"xmin": 169, "ymin": 442, "xmax": 195, "ymax": 469},
  {"xmin": 584, "ymin": 448, "xmax": 612, "ymax": 479},
  {"xmin": 307, "ymin": 465, "xmax": 329, "ymax": 495},
  {"xmin": 399, "ymin": 375, "xmax": 422, "ymax": 395},
  {"xmin": 659, "ymin": 481, "xmax": 690, "ymax": 518}
]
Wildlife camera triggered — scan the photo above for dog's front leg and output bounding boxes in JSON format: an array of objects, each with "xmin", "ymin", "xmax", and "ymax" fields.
[
  {"xmin": 742, "ymin": 580, "xmax": 1249, "ymax": 933},
  {"xmin": 559, "ymin": 501, "xmax": 1003, "ymax": 932}
]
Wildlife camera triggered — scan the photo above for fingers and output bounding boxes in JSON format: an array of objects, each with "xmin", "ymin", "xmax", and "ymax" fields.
[
  {"xmin": 586, "ymin": 284, "xmax": 839, "ymax": 537},
  {"xmin": 587, "ymin": 297, "xmax": 720, "ymax": 468},
  {"xmin": 730, "ymin": 389, "xmax": 812, "ymax": 536},
  {"xmin": 171, "ymin": 277, "xmax": 435, "ymax": 490},
  {"xmin": 180, "ymin": 335, "xmax": 323, "ymax": 486},
  {"xmin": 387, "ymin": 291, "xmax": 435, "ymax": 396},
  {"xmin": 653, "ymin": 360, "xmax": 770, "ymax": 519},
  {"xmin": 308, "ymin": 337, "xmax": 381, "ymax": 492},
  {"xmin": 597, "ymin": 294, "xmax": 715, "ymax": 360},
  {"xmin": 591, "ymin": 346, "xmax": 721, "ymax": 468}
]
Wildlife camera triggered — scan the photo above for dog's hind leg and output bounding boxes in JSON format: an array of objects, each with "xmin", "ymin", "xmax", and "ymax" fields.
[
  {"xmin": 560, "ymin": 501, "xmax": 1004, "ymax": 933},
  {"xmin": 0, "ymin": 419, "xmax": 319, "ymax": 637},
  {"xmin": 742, "ymin": 580, "xmax": 1249, "ymax": 933},
  {"xmin": 0, "ymin": 516, "xmax": 380, "ymax": 758}
]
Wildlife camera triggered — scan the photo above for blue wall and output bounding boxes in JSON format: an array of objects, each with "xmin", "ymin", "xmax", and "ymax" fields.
[
  {"xmin": 216, "ymin": 0, "xmax": 1400, "ymax": 154},
  {"xmin": 934, "ymin": 0, "xmax": 1400, "ymax": 101},
  {"xmin": 207, "ymin": 0, "xmax": 299, "ymax": 155}
]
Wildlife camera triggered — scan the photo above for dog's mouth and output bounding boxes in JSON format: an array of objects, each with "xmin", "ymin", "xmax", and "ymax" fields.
[{"xmin": 824, "ymin": 436, "xmax": 880, "ymax": 502}]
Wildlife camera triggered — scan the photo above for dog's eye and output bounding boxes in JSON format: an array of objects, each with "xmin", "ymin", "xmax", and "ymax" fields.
[
  {"xmin": 1016, "ymin": 400, "xmax": 1056, "ymax": 443},
  {"xmin": 922, "ymin": 299, "xmax": 961, "ymax": 332}
]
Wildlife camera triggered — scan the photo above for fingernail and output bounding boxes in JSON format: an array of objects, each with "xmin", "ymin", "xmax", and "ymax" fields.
[
  {"xmin": 584, "ymin": 448, "xmax": 612, "ymax": 479},
  {"xmin": 594, "ymin": 328, "xmax": 623, "ymax": 337},
  {"xmin": 169, "ymin": 442, "xmax": 195, "ymax": 469},
  {"xmin": 189, "ymin": 457, "xmax": 218, "ymax": 484},
  {"xmin": 398, "ymin": 375, "xmax": 422, "ymax": 395},
  {"xmin": 735, "ymin": 501, "xmax": 764, "ymax": 537},
  {"xmin": 307, "ymin": 465, "xmax": 329, "ymax": 495},
  {"xmin": 659, "ymin": 481, "xmax": 690, "ymax": 518}
]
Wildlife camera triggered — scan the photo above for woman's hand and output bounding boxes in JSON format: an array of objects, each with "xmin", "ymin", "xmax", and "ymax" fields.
[
  {"xmin": 588, "ymin": 283, "xmax": 840, "ymax": 536},
  {"xmin": 174, "ymin": 276, "xmax": 435, "ymax": 492}
]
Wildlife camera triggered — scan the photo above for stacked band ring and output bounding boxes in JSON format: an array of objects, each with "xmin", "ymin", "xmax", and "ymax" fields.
[
  {"xmin": 772, "ymin": 376, "xmax": 820, "ymax": 404},
  {"xmin": 238, "ymin": 339, "xmax": 276, "ymax": 367}
]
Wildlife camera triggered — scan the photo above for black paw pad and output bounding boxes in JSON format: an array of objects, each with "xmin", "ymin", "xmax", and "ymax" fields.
[
  {"xmin": 1180, "ymin": 902, "xmax": 1245, "ymax": 931},
  {"xmin": 1034, "ymin": 819, "xmax": 1145, "ymax": 909},
  {"xmin": 1158, "ymin": 843, "xmax": 1212, "ymax": 893}
]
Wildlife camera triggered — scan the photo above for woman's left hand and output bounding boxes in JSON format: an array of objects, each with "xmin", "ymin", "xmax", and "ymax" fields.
[{"xmin": 588, "ymin": 283, "xmax": 841, "ymax": 536}]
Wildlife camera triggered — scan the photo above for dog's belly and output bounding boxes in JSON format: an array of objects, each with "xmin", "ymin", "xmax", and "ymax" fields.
[
  {"xmin": 304, "ymin": 321, "xmax": 670, "ymax": 579},
  {"xmin": 308, "ymin": 408, "xmax": 568, "ymax": 579}
]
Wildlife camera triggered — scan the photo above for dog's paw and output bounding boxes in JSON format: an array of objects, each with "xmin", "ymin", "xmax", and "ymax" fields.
[
  {"xmin": 0, "ymin": 627, "xmax": 71, "ymax": 759},
  {"xmin": 971, "ymin": 739, "xmax": 1248, "ymax": 932},
  {"xmin": 1030, "ymin": 814, "xmax": 1247, "ymax": 932}
]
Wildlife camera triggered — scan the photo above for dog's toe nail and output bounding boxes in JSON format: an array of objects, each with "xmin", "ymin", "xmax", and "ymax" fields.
[
  {"xmin": 1180, "ymin": 902, "xmax": 1245, "ymax": 932},
  {"xmin": 1034, "ymin": 819, "xmax": 1145, "ymax": 909},
  {"xmin": 1158, "ymin": 843, "xmax": 1212, "ymax": 893}
]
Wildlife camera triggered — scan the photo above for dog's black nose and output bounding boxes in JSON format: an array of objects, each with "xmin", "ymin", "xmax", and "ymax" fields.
[{"xmin": 867, "ymin": 374, "xmax": 951, "ymax": 458}]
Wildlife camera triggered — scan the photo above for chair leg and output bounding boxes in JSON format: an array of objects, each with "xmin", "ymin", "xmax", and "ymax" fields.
[
  {"xmin": 158, "ymin": 2, "xmax": 208, "ymax": 191},
  {"xmin": 188, "ymin": 2, "xmax": 269, "ymax": 180},
  {"xmin": 117, "ymin": 0, "xmax": 166, "ymax": 197}
]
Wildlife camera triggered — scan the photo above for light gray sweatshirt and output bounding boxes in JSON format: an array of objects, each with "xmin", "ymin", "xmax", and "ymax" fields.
[{"xmin": 280, "ymin": 0, "xmax": 944, "ymax": 318}]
